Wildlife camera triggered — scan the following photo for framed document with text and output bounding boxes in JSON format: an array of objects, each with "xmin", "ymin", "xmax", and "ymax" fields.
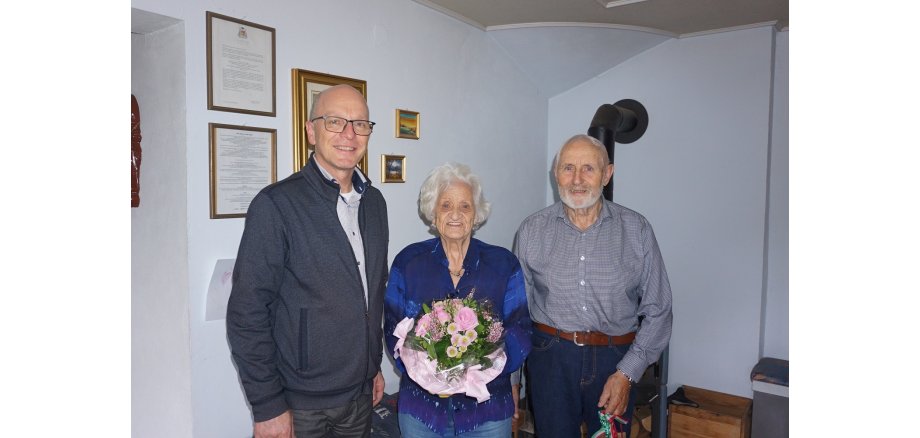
[
  {"xmin": 207, "ymin": 12, "xmax": 276, "ymax": 116},
  {"xmin": 209, "ymin": 123, "xmax": 277, "ymax": 218}
]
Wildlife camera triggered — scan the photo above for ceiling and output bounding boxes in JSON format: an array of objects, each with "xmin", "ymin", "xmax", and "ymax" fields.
[
  {"xmin": 412, "ymin": 0, "xmax": 788, "ymax": 97},
  {"xmin": 133, "ymin": 2, "xmax": 789, "ymax": 98},
  {"xmin": 412, "ymin": 0, "xmax": 788, "ymax": 35},
  {"xmin": 132, "ymin": 8, "xmax": 181, "ymax": 34}
]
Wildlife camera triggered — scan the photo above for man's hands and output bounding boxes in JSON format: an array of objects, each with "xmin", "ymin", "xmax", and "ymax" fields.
[
  {"xmin": 373, "ymin": 371, "xmax": 385, "ymax": 406},
  {"xmin": 252, "ymin": 372, "xmax": 383, "ymax": 437},
  {"xmin": 597, "ymin": 370, "xmax": 631, "ymax": 416},
  {"xmin": 254, "ymin": 410, "xmax": 293, "ymax": 438},
  {"xmin": 254, "ymin": 372, "xmax": 384, "ymax": 438}
]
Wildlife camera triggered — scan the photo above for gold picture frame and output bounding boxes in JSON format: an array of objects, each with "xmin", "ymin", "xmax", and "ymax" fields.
[
  {"xmin": 395, "ymin": 109, "xmax": 420, "ymax": 140},
  {"xmin": 291, "ymin": 69, "xmax": 368, "ymax": 172},
  {"xmin": 381, "ymin": 154, "xmax": 406, "ymax": 183},
  {"xmin": 209, "ymin": 123, "xmax": 277, "ymax": 219}
]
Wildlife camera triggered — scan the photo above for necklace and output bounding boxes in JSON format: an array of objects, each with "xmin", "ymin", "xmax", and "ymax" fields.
[{"xmin": 450, "ymin": 268, "xmax": 464, "ymax": 278}]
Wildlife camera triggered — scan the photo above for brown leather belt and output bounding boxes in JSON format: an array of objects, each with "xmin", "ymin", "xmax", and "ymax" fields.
[{"xmin": 534, "ymin": 322, "xmax": 635, "ymax": 346}]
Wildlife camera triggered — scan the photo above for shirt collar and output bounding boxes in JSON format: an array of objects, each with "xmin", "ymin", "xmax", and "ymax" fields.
[
  {"xmin": 310, "ymin": 156, "xmax": 370, "ymax": 195},
  {"xmin": 553, "ymin": 199, "xmax": 615, "ymax": 228},
  {"xmin": 431, "ymin": 237, "xmax": 482, "ymax": 272}
]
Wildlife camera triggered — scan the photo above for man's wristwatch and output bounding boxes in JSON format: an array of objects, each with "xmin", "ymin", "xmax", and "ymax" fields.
[{"xmin": 617, "ymin": 369, "xmax": 635, "ymax": 384}]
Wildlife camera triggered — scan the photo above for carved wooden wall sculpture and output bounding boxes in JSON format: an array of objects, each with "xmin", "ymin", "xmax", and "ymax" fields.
[{"xmin": 132, "ymin": 95, "xmax": 142, "ymax": 207}]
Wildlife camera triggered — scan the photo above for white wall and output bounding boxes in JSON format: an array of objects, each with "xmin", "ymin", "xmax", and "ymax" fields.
[
  {"xmin": 131, "ymin": 16, "xmax": 194, "ymax": 438},
  {"xmin": 129, "ymin": 0, "xmax": 547, "ymax": 436},
  {"xmin": 548, "ymin": 26, "xmax": 779, "ymax": 397},
  {"xmin": 763, "ymin": 30, "xmax": 788, "ymax": 360}
]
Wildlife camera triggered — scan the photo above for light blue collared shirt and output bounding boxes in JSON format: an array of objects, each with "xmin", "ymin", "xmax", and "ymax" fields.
[{"xmin": 314, "ymin": 162, "xmax": 369, "ymax": 304}]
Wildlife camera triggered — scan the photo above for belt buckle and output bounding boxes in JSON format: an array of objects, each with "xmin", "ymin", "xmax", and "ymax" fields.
[{"xmin": 572, "ymin": 331, "xmax": 586, "ymax": 346}]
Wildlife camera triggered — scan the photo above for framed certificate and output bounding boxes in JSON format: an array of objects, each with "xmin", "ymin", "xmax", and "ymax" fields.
[
  {"xmin": 206, "ymin": 12, "xmax": 276, "ymax": 116},
  {"xmin": 209, "ymin": 123, "xmax": 277, "ymax": 218}
]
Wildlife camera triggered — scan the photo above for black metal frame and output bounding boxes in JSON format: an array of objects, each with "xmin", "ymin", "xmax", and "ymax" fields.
[
  {"xmin": 633, "ymin": 348, "xmax": 669, "ymax": 437},
  {"xmin": 587, "ymin": 99, "xmax": 668, "ymax": 437}
]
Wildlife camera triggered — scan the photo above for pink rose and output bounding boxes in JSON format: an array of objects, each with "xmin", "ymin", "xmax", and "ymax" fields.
[
  {"xmin": 433, "ymin": 307, "xmax": 451, "ymax": 324},
  {"xmin": 455, "ymin": 306, "xmax": 479, "ymax": 331},
  {"xmin": 415, "ymin": 313, "xmax": 432, "ymax": 337}
]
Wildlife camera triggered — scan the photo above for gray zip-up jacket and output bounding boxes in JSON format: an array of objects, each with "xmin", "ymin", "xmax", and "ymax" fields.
[{"xmin": 227, "ymin": 156, "xmax": 389, "ymax": 422}]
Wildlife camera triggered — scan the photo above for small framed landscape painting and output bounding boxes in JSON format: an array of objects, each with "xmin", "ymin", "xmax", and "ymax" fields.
[
  {"xmin": 381, "ymin": 154, "xmax": 406, "ymax": 183},
  {"xmin": 395, "ymin": 109, "xmax": 420, "ymax": 140}
]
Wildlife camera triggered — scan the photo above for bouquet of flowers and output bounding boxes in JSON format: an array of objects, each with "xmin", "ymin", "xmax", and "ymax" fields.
[{"xmin": 392, "ymin": 292, "xmax": 507, "ymax": 402}]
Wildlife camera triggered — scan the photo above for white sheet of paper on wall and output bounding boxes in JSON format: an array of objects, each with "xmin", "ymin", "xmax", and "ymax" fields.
[{"xmin": 205, "ymin": 258, "xmax": 236, "ymax": 321}]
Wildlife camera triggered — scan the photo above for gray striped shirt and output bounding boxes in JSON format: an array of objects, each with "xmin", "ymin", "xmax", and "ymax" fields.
[{"xmin": 513, "ymin": 200, "xmax": 673, "ymax": 381}]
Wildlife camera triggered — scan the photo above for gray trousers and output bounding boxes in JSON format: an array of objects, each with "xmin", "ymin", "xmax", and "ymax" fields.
[{"xmin": 292, "ymin": 394, "xmax": 373, "ymax": 438}]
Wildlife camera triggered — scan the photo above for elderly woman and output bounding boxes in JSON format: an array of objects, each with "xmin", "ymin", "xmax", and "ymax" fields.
[{"xmin": 384, "ymin": 162, "xmax": 532, "ymax": 437}]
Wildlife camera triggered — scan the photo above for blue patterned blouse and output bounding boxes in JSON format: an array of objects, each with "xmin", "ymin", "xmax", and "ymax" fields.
[{"xmin": 384, "ymin": 237, "xmax": 532, "ymax": 435}]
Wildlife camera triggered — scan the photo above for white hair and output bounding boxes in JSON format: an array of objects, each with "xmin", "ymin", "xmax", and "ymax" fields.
[
  {"xmin": 418, "ymin": 162, "xmax": 491, "ymax": 232},
  {"xmin": 551, "ymin": 134, "xmax": 610, "ymax": 172}
]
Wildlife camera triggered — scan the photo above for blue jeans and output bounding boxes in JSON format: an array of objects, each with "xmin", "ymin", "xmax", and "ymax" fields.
[
  {"xmin": 526, "ymin": 330, "xmax": 636, "ymax": 437},
  {"xmin": 398, "ymin": 413, "xmax": 511, "ymax": 437}
]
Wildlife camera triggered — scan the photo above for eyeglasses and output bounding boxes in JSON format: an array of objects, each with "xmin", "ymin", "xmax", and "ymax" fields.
[{"xmin": 310, "ymin": 115, "xmax": 376, "ymax": 136}]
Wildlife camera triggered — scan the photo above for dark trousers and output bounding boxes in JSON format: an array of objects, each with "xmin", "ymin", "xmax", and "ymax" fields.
[
  {"xmin": 526, "ymin": 330, "xmax": 636, "ymax": 437},
  {"xmin": 291, "ymin": 394, "xmax": 372, "ymax": 438}
]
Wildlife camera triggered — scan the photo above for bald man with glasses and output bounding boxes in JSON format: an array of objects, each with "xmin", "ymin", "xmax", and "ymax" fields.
[{"xmin": 228, "ymin": 85, "xmax": 389, "ymax": 438}]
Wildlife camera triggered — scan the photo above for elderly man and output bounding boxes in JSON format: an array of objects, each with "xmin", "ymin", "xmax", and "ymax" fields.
[
  {"xmin": 514, "ymin": 134, "xmax": 673, "ymax": 437},
  {"xmin": 227, "ymin": 85, "xmax": 388, "ymax": 438}
]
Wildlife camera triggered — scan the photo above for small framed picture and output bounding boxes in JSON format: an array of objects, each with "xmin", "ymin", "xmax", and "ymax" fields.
[
  {"xmin": 395, "ymin": 109, "xmax": 420, "ymax": 140},
  {"xmin": 381, "ymin": 154, "xmax": 406, "ymax": 183}
]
